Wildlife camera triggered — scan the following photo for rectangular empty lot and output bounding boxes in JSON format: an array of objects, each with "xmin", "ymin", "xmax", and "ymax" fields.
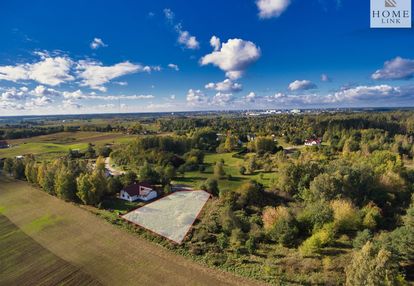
[{"xmin": 122, "ymin": 191, "xmax": 210, "ymax": 244}]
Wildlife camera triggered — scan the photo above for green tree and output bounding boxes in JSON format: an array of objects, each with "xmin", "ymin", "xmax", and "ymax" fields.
[
  {"xmin": 199, "ymin": 178, "xmax": 219, "ymax": 196},
  {"xmin": 12, "ymin": 158, "xmax": 25, "ymax": 179},
  {"xmin": 55, "ymin": 166, "xmax": 76, "ymax": 201},
  {"xmin": 214, "ymin": 161, "xmax": 226, "ymax": 179},
  {"xmin": 3, "ymin": 158, "xmax": 13, "ymax": 175},
  {"xmin": 345, "ymin": 242, "xmax": 402, "ymax": 286},
  {"xmin": 121, "ymin": 171, "xmax": 137, "ymax": 187},
  {"xmin": 139, "ymin": 162, "xmax": 159, "ymax": 184}
]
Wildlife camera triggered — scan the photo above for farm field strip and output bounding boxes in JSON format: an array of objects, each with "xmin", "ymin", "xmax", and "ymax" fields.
[
  {"xmin": 0, "ymin": 214, "xmax": 101, "ymax": 286},
  {"xmin": 0, "ymin": 176, "xmax": 264, "ymax": 286}
]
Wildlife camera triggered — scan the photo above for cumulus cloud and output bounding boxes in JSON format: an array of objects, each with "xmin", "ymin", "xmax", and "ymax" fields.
[
  {"xmin": 288, "ymin": 80, "xmax": 317, "ymax": 91},
  {"xmin": 210, "ymin": 36, "xmax": 221, "ymax": 51},
  {"xmin": 321, "ymin": 74, "xmax": 332, "ymax": 82},
  {"xmin": 257, "ymin": 0, "xmax": 291, "ymax": 19},
  {"xmin": 163, "ymin": 8, "xmax": 199, "ymax": 50},
  {"xmin": 327, "ymin": 85, "xmax": 403, "ymax": 103},
  {"xmin": 212, "ymin": 92, "xmax": 234, "ymax": 106},
  {"xmin": 0, "ymin": 86, "xmax": 56, "ymax": 110},
  {"xmin": 1, "ymin": 87, "xmax": 29, "ymax": 101},
  {"xmin": 0, "ymin": 52, "xmax": 74, "ymax": 86},
  {"xmin": 372, "ymin": 57, "xmax": 414, "ymax": 80},
  {"xmin": 186, "ymin": 89, "xmax": 207, "ymax": 105},
  {"xmin": 205, "ymin": 79, "xmax": 242, "ymax": 92},
  {"xmin": 176, "ymin": 27, "xmax": 200, "ymax": 50},
  {"xmin": 30, "ymin": 85, "xmax": 61, "ymax": 97},
  {"xmin": 168, "ymin": 63, "xmax": 179, "ymax": 71},
  {"xmin": 245, "ymin": 92, "xmax": 257, "ymax": 102},
  {"xmin": 200, "ymin": 37, "xmax": 261, "ymax": 80},
  {"xmin": 76, "ymin": 60, "xmax": 158, "ymax": 91},
  {"xmin": 90, "ymin": 38, "xmax": 107, "ymax": 49}
]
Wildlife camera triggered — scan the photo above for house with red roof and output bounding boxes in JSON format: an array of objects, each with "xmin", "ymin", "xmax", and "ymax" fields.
[{"xmin": 119, "ymin": 182, "xmax": 158, "ymax": 202}]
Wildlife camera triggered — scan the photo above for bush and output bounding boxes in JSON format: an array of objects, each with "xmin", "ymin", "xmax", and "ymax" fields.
[
  {"xmin": 331, "ymin": 199, "xmax": 361, "ymax": 232},
  {"xmin": 263, "ymin": 206, "xmax": 298, "ymax": 246},
  {"xmin": 297, "ymin": 202, "xmax": 334, "ymax": 234},
  {"xmin": 299, "ymin": 223, "xmax": 336, "ymax": 256},
  {"xmin": 353, "ymin": 229, "xmax": 373, "ymax": 249},
  {"xmin": 361, "ymin": 202, "xmax": 382, "ymax": 230}
]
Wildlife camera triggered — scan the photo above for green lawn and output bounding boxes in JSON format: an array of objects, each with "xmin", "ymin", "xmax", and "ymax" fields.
[
  {"xmin": 173, "ymin": 152, "xmax": 276, "ymax": 191},
  {"xmin": 0, "ymin": 132, "xmax": 138, "ymax": 160}
]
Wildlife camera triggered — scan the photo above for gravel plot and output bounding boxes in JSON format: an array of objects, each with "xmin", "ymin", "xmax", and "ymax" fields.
[{"xmin": 122, "ymin": 191, "xmax": 211, "ymax": 243}]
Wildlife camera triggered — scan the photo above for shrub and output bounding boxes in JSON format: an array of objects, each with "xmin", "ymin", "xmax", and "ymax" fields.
[
  {"xmin": 361, "ymin": 202, "xmax": 382, "ymax": 230},
  {"xmin": 353, "ymin": 229, "xmax": 373, "ymax": 249},
  {"xmin": 262, "ymin": 206, "xmax": 298, "ymax": 246},
  {"xmin": 297, "ymin": 202, "xmax": 334, "ymax": 234},
  {"xmin": 331, "ymin": 199, "xmax": 361, "ymax": 232},
  {"xmin": 299, "ymin": 223, "xmax": 336, "ymax": 256}
]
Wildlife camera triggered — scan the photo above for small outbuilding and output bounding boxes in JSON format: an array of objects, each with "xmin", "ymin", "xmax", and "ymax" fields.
[
  {"xmin": 119, "ymin": 182, "xmax": 158, "ymax": 202},
  {"xmin": 304, "ymin": 138, "xmax": 322, "ymax": 146}
]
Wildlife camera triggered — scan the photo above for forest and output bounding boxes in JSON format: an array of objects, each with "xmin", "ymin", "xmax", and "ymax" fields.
[{"xmin": 1, "ymin": 110, "xmax": 413, "ymax": 285}]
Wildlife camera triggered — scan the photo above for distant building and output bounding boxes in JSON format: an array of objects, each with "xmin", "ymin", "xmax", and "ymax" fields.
[
  {"xmin": 304, "ymin": 138, "xmax": 322, "ymax": 146},
  {"xmin": 291, "ymin": 109, "xmax": 301, "ymax": 114},
  {"xmin": 119, "ymin": 182, "xmax": 158, "ymax": 202},
  {"xmin": 0, "ymin": 141, "xmax": 9, "ymax": 149}
]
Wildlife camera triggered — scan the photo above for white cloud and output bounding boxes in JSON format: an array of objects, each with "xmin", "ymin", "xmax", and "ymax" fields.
[
  {"xmin": 0, "ymin": 53, "xmax": 74, "ymax": 86},
  {"xmin": 163, "ymin": 8, "xmax": 199, "ymax": 50},
  {"xmin": 257, "ymin": 0, "xmax": 291, "ymax": 19},
  {"xmin": 210, "ymin": 36, "xmax": 221, "ymax": 51},
  {"xmin": 321, "ymin": 74, "xmax": 332, "ymax": 82},
  {"xmin": 212, "ymin": 92, "xmax": 234, "ymax": 106},
  {"xmin": 201, "ymin": 37, "xmax": 261, "ymax": 80},
  {"xmin": 372, "ymin": 57, "xmax": 414, "ymax": 80},
  {"xmin": 63, "ymin": 99, "xmax": 82, "ymax": 109},
  {"xmin": 76, "ymin": 60, "xmax": 156, "ymax": 91},
  {"xmin": 327, "ymin": 85, "xmax": 402, "ymax": 103},
  {"xmin": 288, "ymin": 80, "xmax": 317, "ymax": 91},
  {"xmin": 177, "ymin": 28, "xmax": 200, "ymax": 50},
  {"xmin": 168, "ymin": 63, "xmax": 179, "ymax": 71},
  {"xmin": 163, "ymin": 8, "xmax": 174, "ymax": 21},
  {"xmin": 114, "ymin": 81, "xmax": 128, "ymax": 86},
  {"xmin": 205, "ymin": 79, "xmax": 242, "ymax": 92},
  {"xmin": 186, "ymin": 89, "xmax": 207, "ymax": 105},
  {"xmin": 1, "ymin": 87, "xmax": 29, "ymax": 101},
  {"xmin": 30, "ymin": 85, "xmax": 61, "ymax": 97},
  {"xmin": 63, "ymin": 89, "xmax": 154, "ymax": 101},
  {"xmin": 90, "ymin": 38, "xmax": 107, "ymax": 49},
  {"xmin": 245, "ymin": 91, "xmax": 257, "ymax": 102}
]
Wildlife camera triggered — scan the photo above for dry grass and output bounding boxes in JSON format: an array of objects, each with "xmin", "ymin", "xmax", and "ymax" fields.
[{"xmin": 0, "ymin": 176, "xmax": 264, "ymax": 286}]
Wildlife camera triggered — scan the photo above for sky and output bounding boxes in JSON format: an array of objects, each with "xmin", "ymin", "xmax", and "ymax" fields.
[{"xmin": 0, "ymin": 0, "xmax": 414, "ymax": 115}]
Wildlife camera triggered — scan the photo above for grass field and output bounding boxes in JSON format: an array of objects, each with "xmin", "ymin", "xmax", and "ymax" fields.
[
  {"xmin": 0, "ymin": 176, "xmax": 264, "ymax": 286},
  {"xmin": 173, "ymin": 152, "xmax": 277, "ymax": 190},
  {"xmin": 0, "ymin": 214, "xmax": 101, "ymax": 286},
  {"xmin": 0, "ymin": 132, "xmax": 137, "ymax": 159}
]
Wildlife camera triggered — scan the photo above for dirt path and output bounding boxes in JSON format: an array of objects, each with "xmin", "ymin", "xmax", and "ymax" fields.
[{"xmin": 0, "ymin": 177, "xmax": 264, "ymax": 286}]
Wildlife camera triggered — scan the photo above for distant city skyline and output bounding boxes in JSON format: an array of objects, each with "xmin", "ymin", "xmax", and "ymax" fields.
[{"xmin": 1, "ymin": 0, "xmax": 414, "ymax": 115}]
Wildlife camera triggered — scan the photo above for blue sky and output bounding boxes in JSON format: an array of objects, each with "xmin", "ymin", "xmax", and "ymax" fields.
[{"xmin": 1, "ymin": 0, "xmax": 414, "ymax": 115}]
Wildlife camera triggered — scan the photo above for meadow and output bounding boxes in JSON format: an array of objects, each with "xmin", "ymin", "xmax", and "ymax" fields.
[
  {"xmin": 0, "ymin": 131, "xmax": 137, "ymax": 159},
  {"xmin": 174, "ymin": 152, "xmax": 277, "ymax": 190}
]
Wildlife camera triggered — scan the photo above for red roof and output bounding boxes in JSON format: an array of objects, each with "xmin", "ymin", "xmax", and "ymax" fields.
[{"xmin": 122, "ymin": 182, "xmax": 153, "ymax": 196}]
